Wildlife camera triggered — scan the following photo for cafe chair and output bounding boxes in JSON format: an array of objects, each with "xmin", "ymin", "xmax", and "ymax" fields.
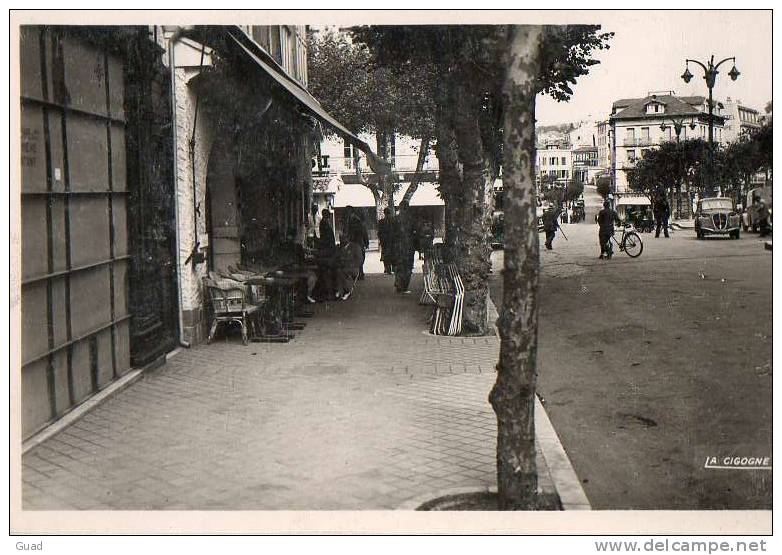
[{"xmin": 203, "ymin": 276, "xmax": 261, "ymax": 345}]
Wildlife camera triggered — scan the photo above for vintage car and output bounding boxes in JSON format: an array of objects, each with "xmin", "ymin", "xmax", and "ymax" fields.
[{"xmin": 695, "ymin": 197, "xmax": 741, "ymax": 239}]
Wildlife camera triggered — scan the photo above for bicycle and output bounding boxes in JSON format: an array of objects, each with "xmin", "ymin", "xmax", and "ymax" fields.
[{"xmin": 608, "ymin": 223, "xmax": 643, "ymax": 258}]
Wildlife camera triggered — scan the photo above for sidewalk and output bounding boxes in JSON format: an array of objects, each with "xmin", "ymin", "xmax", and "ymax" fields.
[{"xmin": 22, "ymin": 262, "xmax": 560, "ymax": 510}]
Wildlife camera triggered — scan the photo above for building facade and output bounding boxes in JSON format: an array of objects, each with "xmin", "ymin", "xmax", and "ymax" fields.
[
  {"xmin": 609, "ymin": 92, "xmax": 727, "ymax": 214},
  {"xmin": 722, "ymin": 97, "xmax": 761, "ymax": 143},
  {"xmin": 572, "ymin": 146, "xmax": 600, "ymax": 185},
  {"xmin": 536, "ymin": 141, "xmax": 572, "ymax": 186},
  {"xmin": 166, "ymin": 25, "xmax": 374, "ymax": 345}
]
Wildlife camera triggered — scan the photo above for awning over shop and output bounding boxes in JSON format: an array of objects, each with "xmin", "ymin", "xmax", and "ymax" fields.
[
  {"xmin": 616, "ymin": 196, "xmax": 651, "ymax": 206},
  {"xmin": 397, "ymin": 182, "xmax": 444, "ymax": 206},
  {"xmin": 332, "ymin": 181, "xmax": 444, "ymax": 208},
  {"xmin": 332, "ymin": 184, "xmax": 377, "ymax": 208},
  {"xmin": 220, "ymin": 27, "xmax": 391, "ymax": 175}
]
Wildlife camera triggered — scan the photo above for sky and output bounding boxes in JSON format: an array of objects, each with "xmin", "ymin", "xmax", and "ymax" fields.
[{"xmin": 535, "ymin": 11, "xmax": 772, "ymax": 125}]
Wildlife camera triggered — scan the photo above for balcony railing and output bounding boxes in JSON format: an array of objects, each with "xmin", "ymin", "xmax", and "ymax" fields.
[{"xmin": 622, "ymin": 137, "xmax": 655, "ymax": 147}]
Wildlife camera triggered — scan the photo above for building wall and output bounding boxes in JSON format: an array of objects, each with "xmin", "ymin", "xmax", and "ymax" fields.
[
  {"xmin": 239, "ymin": 25, "xmax": 308, "ymax": 87},
  {"xmin": 597, "ymin": 120, "xmax": 612, "ymax": 172},
  {"xmin": 612, "ymin": 117, "xmax": 725, "ymax": 193},
  {"xmin": 171, "ymin": 60, "xmax": 218, "ymax": 345},
  {"xmin": 536, "ymin": 144, "xmax": 572, "ymax": 184},
  {"xmin": 316, "ymin": 134, "xmax": 438, "ymax": 176},
  {"xmin": 723, "ymin": 98, "xmax": 761, "ymax": 143}
]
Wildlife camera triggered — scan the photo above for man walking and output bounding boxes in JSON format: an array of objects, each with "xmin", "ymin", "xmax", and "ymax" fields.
[
  {"xmin": 654, "ymin": 194, "xmax": 670, "ymax": 238},
  {"xmin": 542, "ymin": 204, "xmax": 560, "ymax": 250},
  {"xmin": 319, "ymin": 208, "xmax": 336, "ymax": 253},
  {"xmin": 344, "ymin": 206, "xmax": 369, "ymax": 279},
  {"xmin": 597, "ymin": 200, "xmax": 621, "ymax": 259},
  {"xmin": 393, "ymin": 202, "xmax": 416, "ymax": 293},
  {"xmin": 377, "ymin": 207, "xmax": 394, "ymax": 274}
]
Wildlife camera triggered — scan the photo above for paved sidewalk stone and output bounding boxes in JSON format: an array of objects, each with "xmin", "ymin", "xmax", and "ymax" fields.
[{"xmin": 23, "ymin": 268, "xmax": 552, "ymax": 510}]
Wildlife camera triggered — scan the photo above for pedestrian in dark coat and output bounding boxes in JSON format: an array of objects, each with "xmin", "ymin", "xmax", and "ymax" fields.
[
  {"xmin": 318, "ymin": 209, "xmax": 336, "ymax": 254},
  {"xmin": 393, "ymin": 202, "xmax": 416, "ymax": 293},
  {"xmin": 344, "ymin": 206, "xmax": 369, "ymax": 279},
  {"xmin": 377, "ymin": 207, "xmax": 394, "ymax": 274},
  {"xmin": 542, "ymin": 205, "xmax": 560, "ymax": 250},
  {"xmin": 653, "ymin": 195, "xmax": 670, "ymax": 238},
  {"xmin": 597, "ymin": 200, "xmax": 621, "ymax": 259}
]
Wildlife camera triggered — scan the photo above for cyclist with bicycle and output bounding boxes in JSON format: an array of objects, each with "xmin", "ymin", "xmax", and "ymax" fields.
[{"xmin": 597, "ymin": 200, "xmax": 622, "ymax": 259}]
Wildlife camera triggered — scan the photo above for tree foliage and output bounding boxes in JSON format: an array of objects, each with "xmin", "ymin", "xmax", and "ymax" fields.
[
  {"xmin": 350, "ymin": 25, "xmax": 614, "ymax": 169},
  {"xmin": 627, "ymin": 139, "xmax": 708, "ymax": 200},
  {"xmin": 564, "ymin": 179, "xmax": 585, "ymax": 202},
  {"xmin": 307, "ymin": 29, "xmax": 436, "ymax": 140},
  {"xmin": 596, "ymin": 175, "xmax": 611, "ymax": 198},
  {"xmin": 628, "ymin": 123, "xmax": 773, "ymax": 203}
]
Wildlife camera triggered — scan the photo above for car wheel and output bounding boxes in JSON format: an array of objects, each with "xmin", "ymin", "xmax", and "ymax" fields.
[{"xmin": 731, "ymin": 230, "xmax": 740, "ymax": 240}]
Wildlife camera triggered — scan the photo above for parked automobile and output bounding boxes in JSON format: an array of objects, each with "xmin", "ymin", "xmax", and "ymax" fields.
[
  {"xmin": 742, "ymin": 186, "xmax": 773, "ymax": 232},
  {"xmin": 695, "ymin": 197, "xmax": 741, "ymax": 240}
]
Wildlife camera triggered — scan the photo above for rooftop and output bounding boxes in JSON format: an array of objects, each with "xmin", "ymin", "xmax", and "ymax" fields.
[{"xmin": 611, "ymin": 94, "xmax": 707, "ymax": 120}]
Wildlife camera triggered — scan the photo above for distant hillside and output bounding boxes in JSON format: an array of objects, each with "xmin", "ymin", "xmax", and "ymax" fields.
[
  {"xmin": 537, "ymin": 122, "xmax": 577, "ymax": 135},
  {"xmin": 536, "ymin": 122, "xmax": 576, "ymax": 144}
]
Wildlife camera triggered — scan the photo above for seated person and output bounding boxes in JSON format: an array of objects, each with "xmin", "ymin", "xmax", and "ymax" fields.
[
  {"xmin": 334, "ymin": 233, "xmax": 365, "ymax": 301},
  {"xmin": 273, "ymin": 229, "xmax": 318, "ymax": 304}
]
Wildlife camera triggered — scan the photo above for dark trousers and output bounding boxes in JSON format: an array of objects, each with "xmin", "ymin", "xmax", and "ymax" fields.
[
  {"xmin": 655, "ymin": 215, "xmax": 669, "ymax": 237},
  {"xmin": 380, "ymin": 243, "xmax": 393, "ymax": 273},
  {"xmin": 545, "ymin": 230, "xmax": 555, "ymax": 249},
  {"xmin": 599, "ymin": 229, "xmax": 613, "ymax": 257},
  {"xmin": 394, "ymin": 251, "xmax": 415, "ymax": 292},
  {"xmin": 357, "ymin": 247, "xmax": 366, "ymax": 279},
  {"xmin": 759, "ymin": 218, "xmax": 770, "ymax": 237}
]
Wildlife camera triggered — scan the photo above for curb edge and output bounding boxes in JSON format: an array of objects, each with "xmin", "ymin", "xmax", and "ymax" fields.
[{"xmin": 534, "ymin": 396, "xmax": 592, "ymax": 510}]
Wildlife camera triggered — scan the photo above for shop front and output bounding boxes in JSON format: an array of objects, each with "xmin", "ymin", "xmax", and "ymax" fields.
[{"xmin": 170, "ymin": 26, "xmax": 383, "ymax": 344}]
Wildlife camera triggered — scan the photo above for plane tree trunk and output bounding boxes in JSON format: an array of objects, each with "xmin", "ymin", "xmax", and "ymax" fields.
[
  {"xmin": 450, "ymin": 74, "xmax": 491, "ymax": 336},
  {"xmin": 489, "ymin": 24, "xmax": 544, "ymax": 510}
]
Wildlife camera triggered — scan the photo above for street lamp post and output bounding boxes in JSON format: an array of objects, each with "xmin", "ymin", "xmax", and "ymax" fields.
[
  {"xmin": 659, "ymin": 117, "xmax": 697, "ymax": 143},
  {"xmin": 681, "ymin": 55, "xmax": 740, "ymax": 193}
]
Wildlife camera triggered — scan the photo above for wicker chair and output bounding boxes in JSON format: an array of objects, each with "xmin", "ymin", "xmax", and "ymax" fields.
[{"xmin": 204, "ymin": 276, "xmax": 261, "ymax": 345}]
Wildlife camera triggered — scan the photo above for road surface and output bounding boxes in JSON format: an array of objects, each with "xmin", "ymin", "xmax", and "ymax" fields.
[{"xmin": 490, "ymin": 223, "xmax": 772, "ymax": 509}]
